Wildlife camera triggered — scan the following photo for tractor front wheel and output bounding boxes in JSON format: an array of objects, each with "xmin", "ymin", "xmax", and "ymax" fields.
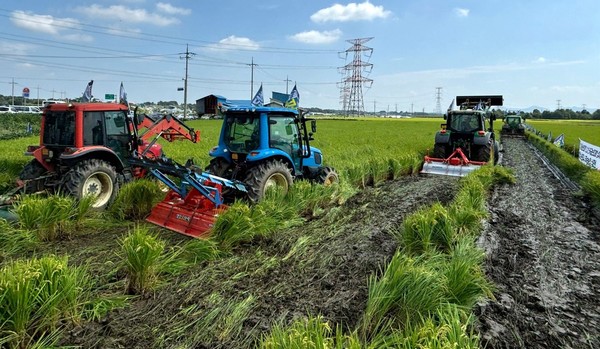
[
  {"xmin": 244, "ymin": 160, "xmax": 293, "ymax": 202},
  {"xmin": 61, "ymin": 159, "xmax": 119, "ymax": 210},
  {"xmin": 317, "ymin": 166, "xmax": 339, "ymax": 186}
]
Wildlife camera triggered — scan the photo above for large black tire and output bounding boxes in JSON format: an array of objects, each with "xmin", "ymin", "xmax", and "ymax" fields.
[
  {"xmin": 493, "ymin": 140, "xmax": 500, "ymax": 164},
  {"xmin": 244, "ymin": 160, "xmax": 293, "ymax": 202},
  {"xmin": 19, "ymin": 160, "xmax": 48, "ymax": 193},
  {"xmin": 474, "ymin": 143, "xmax": 492, "ymax": 163},
  {"xmin": 61, "ymin": 159, "xmax": 119, "ymax": 210},
  {"xmin": 432, "ymin": 144, "xmax": 447, "ymax": 158},
  {"xmin": 317, "ymin": 166, "xmax": 339, "ymax": 186}
]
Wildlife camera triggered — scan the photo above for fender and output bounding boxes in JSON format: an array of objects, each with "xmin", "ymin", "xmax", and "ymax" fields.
[
  {"xmin": 473, "ymin": 132, "xmax": 492, "ymax": 146},
  {"xmin": 60, "ymin": 146, "xmax": 125, "ymax": 170},
  {"xmin": 302, "ymin": 146, "xmax": 323, "ymax": 167},
  {"xmin": 434, "ymin": 131, "xmax": 451, "ymax": 144},
  {"xmin": 246, "ymin": 148, "xmax": 294, "ymax": 166}
]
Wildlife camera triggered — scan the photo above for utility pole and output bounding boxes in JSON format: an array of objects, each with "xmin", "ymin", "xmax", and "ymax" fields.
[
  {"xmin": 411, "ymin": 102, "xmax": 414, "ymax": 115},
  {"xmin": 247, "ymin": 57, "xmax": 258, "ymax": 99},
  {"xmin": 36, "ymin": 86, "xmax": 40, "ymax": 106},
  {"xmin": 180, "ymin": 44, "xmax": 196, "ymax": 120},
  {"xmin": 10, "ymin": 78, "xmax": 18, "ymax": 105},
  {"xmin": 395, "ymin": 103, "xmax": 398, "ymax": 114},
  {"xmin": 373, "ymin": 100, "xmax": 376, "ymax": 114},
  {"xmin": 556, "ymin": 99, "xmax": 561, "ymax": 110},
  {"xmin": 284, "ymin": 75, "xmax": 292, "ymax": 94}
]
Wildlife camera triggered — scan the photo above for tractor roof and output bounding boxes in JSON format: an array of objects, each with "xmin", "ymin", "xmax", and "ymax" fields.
[
  {"xmin": 45, "ymin": 102, "xmax": 129, "ymax": 112},
  {"xmin": 224, "ymin": 105, "xmax": 299, "ymax": 115}
]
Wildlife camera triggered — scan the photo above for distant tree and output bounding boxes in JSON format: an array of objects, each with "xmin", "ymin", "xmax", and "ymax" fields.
[
  {"xmin": 593, "ymin": 109, "xmax": 600, "ymax": 120},
  {"xmin": 532, "ymin": 109, "xmax": 542, "ymax": 119}
]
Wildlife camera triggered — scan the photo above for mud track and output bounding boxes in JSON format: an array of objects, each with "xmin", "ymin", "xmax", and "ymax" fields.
[
  {"xmin": 63, "ymin": 175, "xmax": 458, "ymax": 348},
  {"xmin": 477, "ymin": 137, "xmax": 600, "ymax": 348}
]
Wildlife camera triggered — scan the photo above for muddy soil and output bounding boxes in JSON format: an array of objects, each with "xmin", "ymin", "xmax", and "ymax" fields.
[
  {"xmin": 477, "ymin": 137, "xmax": 600, "ymax": 348},
  {"xmin": 62, "ymin": 175, "xmax": 458, "ymax": 348}
]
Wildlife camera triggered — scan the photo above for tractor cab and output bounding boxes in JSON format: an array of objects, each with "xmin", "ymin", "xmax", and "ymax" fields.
[{"xmin": 209, "ymin": 105, "xmax": 336, "ymax": 201}]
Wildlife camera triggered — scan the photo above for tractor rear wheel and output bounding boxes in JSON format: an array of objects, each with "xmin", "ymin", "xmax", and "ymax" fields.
[
  {"xmin": 244, "ymin": 160, "xmax": 293, "ymax": 202},
  {"xmin": 317, "ymin": 166, "xmax": 339, "ymax": 186},
  {"xmin": 19, "ymin": 160, "xmax": 48, "ymax": 193},
  {"xmin": 61, "ymin": 159, "xmax": 119, "ymax": 210},
  {"xmin": 475, "ymin": 143, "xmax": 492, "ymax": 163},
  {"xmin": 432, "ymin": 144, "xmax": 447, "ymax": 158}
]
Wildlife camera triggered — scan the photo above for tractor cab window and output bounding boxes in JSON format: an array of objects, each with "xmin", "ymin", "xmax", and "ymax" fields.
[
  {"xmin": 449, "ymin": 113, "xmax": 481, "ymax": 133},
  {"xmin": 84, "ymin": 112, "xmax": 104, "ymax": 145},
  {"xmin": 105, "ymin": 111, "xmax": 130, "ymax": 156},
  {"xmin": 224, "ymin": 113, "xmax": 260, "ymax": 153},
  {"xmin": 269, "ymin": 115, "xmax": 298, "ymax": 157},
  {"xmin": 43, "ymin": 111, "xmax": 76, "ymax": 146}
]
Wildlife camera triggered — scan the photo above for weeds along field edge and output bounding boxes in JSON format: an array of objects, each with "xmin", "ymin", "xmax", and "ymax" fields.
[{"xmin": 527, "ymin": 119, "xmax": 600, "ymax": 150}]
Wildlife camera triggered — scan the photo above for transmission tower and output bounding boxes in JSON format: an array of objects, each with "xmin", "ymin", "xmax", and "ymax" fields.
[
  {"xmin": 338, "ymin": 38, "xmax": 374, "ymax": 117},
  {"xmin": 435, "ymin": 87, "xmax": 443, "ymax": 115}
]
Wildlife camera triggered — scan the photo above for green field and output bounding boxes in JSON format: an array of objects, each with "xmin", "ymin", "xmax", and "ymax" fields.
[{"xmin": 527, "ymin": 119, "xmax": 600, "ymax": 148}]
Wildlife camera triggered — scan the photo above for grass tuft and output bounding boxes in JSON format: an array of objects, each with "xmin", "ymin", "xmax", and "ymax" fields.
[
  {"xmin": 110, "ymin": 179, "xmax": 165, "ymax": 220},
  {"xmin": 399, "ymin": 202, "xmax": 455, "ymax": 255}
]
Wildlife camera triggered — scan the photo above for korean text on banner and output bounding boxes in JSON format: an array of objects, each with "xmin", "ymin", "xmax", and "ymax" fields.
[{"xmin": 579, "ymin": 139, "xmax": 600, "ymax": 170}]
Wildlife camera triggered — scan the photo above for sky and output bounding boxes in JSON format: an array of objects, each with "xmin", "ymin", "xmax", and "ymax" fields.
[{"xmin": 0, "ymin": 0, "xmax": 599, "ymax": 112}]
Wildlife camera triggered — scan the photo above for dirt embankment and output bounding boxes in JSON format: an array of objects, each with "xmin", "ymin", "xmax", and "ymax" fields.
[{"xmin": 477, "ymin": 137, "xmax": 600, "ymax": 349}]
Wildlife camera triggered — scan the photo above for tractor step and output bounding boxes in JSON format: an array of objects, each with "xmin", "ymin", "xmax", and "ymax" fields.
[{"xmin": 421, "ymin": 147, "xmax": 487, "ymax": 177}]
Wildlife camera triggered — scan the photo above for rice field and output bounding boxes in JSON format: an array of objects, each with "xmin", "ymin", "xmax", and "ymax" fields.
[{"xmin": 526, "ymin": 119, "xmax": 600, "ymax": 148}]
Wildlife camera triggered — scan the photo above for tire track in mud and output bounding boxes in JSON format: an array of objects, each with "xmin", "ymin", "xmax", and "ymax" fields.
[{"xmin": 477, "ymin": 137, "xmax": 600, "ymax": 349}]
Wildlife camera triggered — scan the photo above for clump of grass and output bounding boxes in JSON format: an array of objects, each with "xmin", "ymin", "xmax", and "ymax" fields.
[
  {"xmin": 181, "ymin": 238, "xmax": 221, "ymax": 263},
  {"xmin": 0, "ymin": 255, "xmax": 90, "ymax": 348},
  {"xmin": 118, "ymin": 225, "xmax": 166, "ymax": 294},
  {"xmin": 110, "ymin": 179, "xmax": 165, "ymax": 220},
  {"xmin": 442, "ymin": 238, "xmax": 493, "ymax": 308},
  {"xmin": 370, "ymin": 304, "xmax": 480, "ymax": 348},
  {"xmin": 0, "ymin": 219, "xmax": 36, "ymax": 261},
  {"xmin": 527, "ymin": 132, "xmax": 589, "ymax": 182},
  {"xmin": 260, "ymin": 315, "xmax": 361, "ymax": 349},
  {"xmin": 14, "ymin": 193, "xmax": 95, "ymax": 241},
  {"xmin": 399, "ymin": 202, "xmax": 455, "ymax": 255},
  {"xmin": 360, "ymin": 252, "xmax": 446, "ymax": 340},
  {"xmin": 581, "ymin": 170, "xmax": 600, "ymax": 206}
]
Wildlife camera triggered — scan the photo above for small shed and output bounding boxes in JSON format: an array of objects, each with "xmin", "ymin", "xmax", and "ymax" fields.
[{"xmin": 196, "ymin": 94, "xmax": 226, "ymax": 116}]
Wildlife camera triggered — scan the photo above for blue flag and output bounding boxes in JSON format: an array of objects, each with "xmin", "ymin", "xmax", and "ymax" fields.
[
  {"xmin": 82, "ymin": 80, "xmax": 93, "ymax": 102},
  {"xmin": 285, "ymin": 84, "xmax": 299, "ymax": 109},
  {"xmin": 119, "ymin": 82, "xmax": 128, "ymax": 107},
  {"xmin": 251, "ymin": 84, "xmax": 264, "ymax": 106}
]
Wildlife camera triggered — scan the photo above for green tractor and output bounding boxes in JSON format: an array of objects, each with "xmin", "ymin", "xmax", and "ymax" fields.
[
  {"xmin": 422, "ymin": 95, "xmax": 503, "ymax": 177},
  {"xmin": 501, "ymin": 114, "xmax": 526, "ymax": 137}
]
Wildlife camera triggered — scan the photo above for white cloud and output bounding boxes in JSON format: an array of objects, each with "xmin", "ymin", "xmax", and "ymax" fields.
[
  {"xmin": 533, "ymin": 57, "xmax": 546, "ymax": 63},
  {"xmin": 0, "ymin": 41, "xmax": 32, "ymax": 55},
  {"xmin": 156, "ymin": 3, "xmax": 191, "ymax": 16},
  {"xmin": 76, "ymin": 4, "xmax": 180, "ymax": 26},
  {"xmin": 454, "ymin": 8, "xmax": 470, "ymax": 17},
  {"xmin": 208, "ymin": 36, "xmax": 260, "ymax": 51},
  {"xmin": 311, "ymin": 2, "xmax": 391, "ymax": 23},
  {"xmin": 289, "ymin": 29, "xmax": 342, "ymax": 44},
  {"xmin": 10, "ymin": 10, "xmax": 81, "ymax": 35}
]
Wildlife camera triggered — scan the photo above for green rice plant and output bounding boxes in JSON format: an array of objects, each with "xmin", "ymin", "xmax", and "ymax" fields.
[
  {"xmin": 0, "ymin": 219, "xmax": 36, "ymax": 261},
  {"xmin": 118, "ymin": 225, "xmax": 166, "ymax": 294},
  {"xmin": 0, "ymin": 255, "xmax": 90, "ymax": 349},
  {"xmin": 14, "ymin": 193, "xmax": 94, "ymax": 241},
  {"xmin": 369, "ymin": 304, "xmax": 480, "ymax": 349},
  {"xmin": 527, "ymin": 133, "xmax": 589, "ymax": 182},
  {"xmin": 360, "ymin": 252, "xmax": 446, "ymax": 340},
  {"xmin": 181, "ymin": 238, "xmax": 221, "ymax": 263},
  {"xmin": 109, "ymin": 178, "xmax": 165, "ymax": 220},
  {"xmin": 398, "ymin": 203, "xmax": 456, "ymax": 255},
  {"xmin": 581, "ymin": 170, "xmax": 600, "ymax": 206},
  {"xmin": 259, "ymin": 315, "xmax": 361, "ymax": 349},
  {"xmin": 442, "ymin": 238, "xmax": 493, "ymax": 309},
  {"xmin": 454, "ymin": 177, "xmax": 487, "ymax": 212},
  {"xmin": 157, "ymin": 293, "xmax": 256, "ymax": 347},
  {"xmin": 83, "ymin": 295, "xmax": 130, "ymax": 321}
]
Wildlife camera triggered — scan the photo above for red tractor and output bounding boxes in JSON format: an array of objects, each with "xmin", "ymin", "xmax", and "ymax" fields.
[{"xmin": 18, "ymin": 102, "xmax": 199, "ymax": 209}]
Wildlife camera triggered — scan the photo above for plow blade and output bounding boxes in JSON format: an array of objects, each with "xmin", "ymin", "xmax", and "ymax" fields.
[
  {"xmin": 421, "ymin": 147, "xmax": 486, "ymax": 177},
  {"xmin": 146, "ymin": 188, "xmax": 226, "ymax": 239}
]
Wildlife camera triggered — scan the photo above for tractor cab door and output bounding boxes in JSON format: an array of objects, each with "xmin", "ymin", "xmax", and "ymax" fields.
[
  {"xmin": 269, "ymin": 114, "xmax": 301, "ymax": 170},
  {"xmin": 84, "ymin": 110, "xmax": 131, "ymax": 159}
]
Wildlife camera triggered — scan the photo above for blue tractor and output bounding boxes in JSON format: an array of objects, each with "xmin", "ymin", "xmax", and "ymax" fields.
[{"xmin": 208, "ymin": 106, "xmax": 338, "ymax": 201}]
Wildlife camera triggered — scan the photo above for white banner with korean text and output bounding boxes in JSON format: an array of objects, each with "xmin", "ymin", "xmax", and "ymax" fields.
[{"xmin": 579, "ymin": 139, "xmax": 600, "ymax": 170}]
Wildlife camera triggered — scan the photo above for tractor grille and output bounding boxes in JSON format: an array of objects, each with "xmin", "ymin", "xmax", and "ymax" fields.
[{"xmin": 314, "ymin": 152, "xmax": 322, "ymax": 165}]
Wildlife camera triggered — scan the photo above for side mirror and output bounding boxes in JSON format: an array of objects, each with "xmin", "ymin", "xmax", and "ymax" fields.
[
  {"xmin": 135, "ymin": 113, "xmax": 145, "ymax": 126},
  {"xmin": 311, "ymin": 120, "xmax": 317, "ymax": 133},
  {"xmin": 443, "ymin": 114, "xmax": 447, "ymax": 120}
]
